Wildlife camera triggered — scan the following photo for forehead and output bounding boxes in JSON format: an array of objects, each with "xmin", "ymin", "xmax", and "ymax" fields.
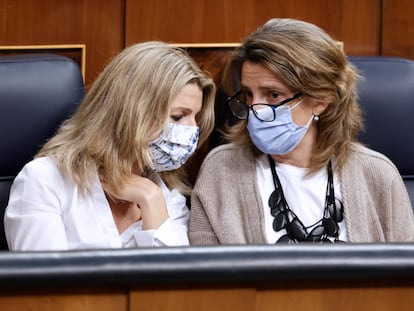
[
  {"xmin": 170, "ymin": 83, "xmax": 202, "ymax": 110},
  {"xmin": 241, "ymin": 61, "xmax": 287, "ymax": 90}
]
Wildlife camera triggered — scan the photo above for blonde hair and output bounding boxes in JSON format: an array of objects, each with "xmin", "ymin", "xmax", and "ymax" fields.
[
  {"xmin": 37, "ymin": 41, "xmax": 215, "ymax": 195},
  {"xmin": 222, "ymin": 18, "xmax": 362, "ymax": 173}
]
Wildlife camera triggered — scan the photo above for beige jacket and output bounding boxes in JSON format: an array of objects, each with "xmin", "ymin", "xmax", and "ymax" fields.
[{"xmin": 189, "ymin": 143, "xmax": 414, "ymax": 244}]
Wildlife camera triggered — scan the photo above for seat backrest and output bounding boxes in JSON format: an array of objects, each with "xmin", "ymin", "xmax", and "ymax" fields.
[
  {"xmin": 0, "ymin": 54, "xmax": 84, "ymax": 250},
  {"xmin": 348, "ymin": 56, "xmax": 414, "ymax": 206}
]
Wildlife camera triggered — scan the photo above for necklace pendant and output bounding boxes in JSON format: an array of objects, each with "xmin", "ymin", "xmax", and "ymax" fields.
[
  {"xmin": 269, "ymin": 190, "xmax": 282, "ymax": 208},
  {"xmin": 269, "ymin": 190, "xmax": 283, "ymax": 216},
  {"xmin": 273, "ymin": 211, "xmax": 289, "ymax": 231},
  {"xmin": 306, "ymin": 224, "xmax": 325, "ymax": 242},
  {"xmin": 276, "ymin": 234, "xmax": 296, "ymax": 244},
  {"xmin": 328, "ymin": 200, "xmax": 344, "ymax": 222},
  {"xmin": 322, "ymin": 217, "xmax": 339, "ymax": 236},
  {"xmin": 287, "ymin": 217, "xmax": 307, "ymax": 241}
]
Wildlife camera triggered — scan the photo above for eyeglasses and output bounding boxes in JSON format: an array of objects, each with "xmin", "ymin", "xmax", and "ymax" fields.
[{"xmin": 227, "ymin": 91, "xmax": 302, "ymax": 122}]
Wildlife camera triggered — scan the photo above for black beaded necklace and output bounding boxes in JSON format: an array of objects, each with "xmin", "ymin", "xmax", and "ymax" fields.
[{"xmin": 267, "ymin": 155, "xmax": 345, "ymax": 243}]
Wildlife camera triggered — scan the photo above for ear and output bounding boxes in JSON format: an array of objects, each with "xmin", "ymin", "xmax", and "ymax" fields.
[{"xmin": 312, "ymin": 99, "xmax": 330, "ymax": 116}]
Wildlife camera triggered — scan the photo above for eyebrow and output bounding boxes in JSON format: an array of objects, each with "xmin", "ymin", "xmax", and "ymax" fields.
[
  {"xmin": 240, "ymin": 85, "xmax": 285, "ymax": 93},
  {"xmin": 170, "ymin": 107, "xmax": 192, "ymax": 112}
]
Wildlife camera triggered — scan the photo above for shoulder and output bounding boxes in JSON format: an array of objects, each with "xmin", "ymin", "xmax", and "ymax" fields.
[
  {"xmin": 8, "ymin": 157, "xmax": 78, "ymax": 213},
  {"xmin": 195, "ymin": 143, "xmax": 257, "ymax": 185},
  {"xmin": 349, "ymin": 143, "xmax": 397, "ymax": 167},
  {"xmin": 18, "ymin": 157, "xmax": 62, "ymax": 178},
  {"xmin": 346, "ymin": 143, "xmax": 402, "ymax": 178},
  {"xmin": 202, "ymin": 143, "xmax": 254, "ymax": 168},
  {"xmin": 14, "ymin": 157, "xmax": 73, "ymax": 190}
]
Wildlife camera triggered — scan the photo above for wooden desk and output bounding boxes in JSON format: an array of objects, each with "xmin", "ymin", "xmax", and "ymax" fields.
[{"xmin": 1, "ymin": 244, "xmax": 413, "ymax": 310}]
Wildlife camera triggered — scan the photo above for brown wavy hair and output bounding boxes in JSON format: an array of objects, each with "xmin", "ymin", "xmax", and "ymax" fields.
[{"xmin": 221, "ymin": 18, "xmax": 362, "ymax": 173}]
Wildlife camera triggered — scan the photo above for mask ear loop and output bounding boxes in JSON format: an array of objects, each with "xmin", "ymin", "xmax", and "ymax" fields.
[
  {"xmin": 288, "ymin": 98, "xmax": 304, "ymax": 111},
  {"xmin": 304, "ymin": 113, "xmax": 315, "ymax": 128},
  {"xmin": 289, "ymin": 97, "xmax": 314, "ymax": 128}
]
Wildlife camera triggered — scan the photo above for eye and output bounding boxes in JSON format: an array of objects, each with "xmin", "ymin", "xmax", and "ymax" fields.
[
  {"xmin": 240, "ymin": 91, "xmax": 252, "ymax": 104},
  {"xmin": 170, "ymin": 115, "xmax": 183, "ymax": 122},
  {"xmin": 270, "ymin": 92, "xmax": 280, "ymax": 100},
  {"xmin": 244, "ymin": 91, "xmax": 253, "ymax": 99}
]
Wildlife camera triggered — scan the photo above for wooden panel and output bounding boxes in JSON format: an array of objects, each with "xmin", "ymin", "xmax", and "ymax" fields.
[
  {"xmin": 256, "ymin": 286, "xmax": 414, "ymax": 311},
  {"xmin": 0, "ymin": 0, "xmax": 124, "ymax": 85},
  {"xmin": 339, "ymin": 0, "xmax": 381, "ymax": 55},
  {"xmin": 382, "ymin": 0, "xmax": 414, "ymax": 60},
  {"xmin": 130, "ymin": 287, "xmax": 257, "ymax": 311},
  {"xmin": 0, "ymin": 285, "xmax": 413, "ymax": 311},
  {"xmin": 0, "ymin": 290, "xmax": 128, "ymax": 311},
  {"xmin": 125, "ymin": 0, "xmax": 380, "ymax": 55},
  {"xmin": 130, "ymin": 285, "xmax": 414, "ymax": 311}
]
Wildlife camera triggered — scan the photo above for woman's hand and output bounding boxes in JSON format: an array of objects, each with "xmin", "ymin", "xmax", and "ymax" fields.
[{"xmin": 101, "ymin": 174, "xmax": 169, "ymax": 230}]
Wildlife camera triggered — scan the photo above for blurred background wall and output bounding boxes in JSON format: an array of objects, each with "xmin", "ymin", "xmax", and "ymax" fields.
[{"xmin": 1, "ymin": 0, "xmax": 412, "ymax": 86}]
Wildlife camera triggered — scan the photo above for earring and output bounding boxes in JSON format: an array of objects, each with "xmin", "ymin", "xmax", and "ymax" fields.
[{"xmin": 313, "ymin": 115, "xmax": 320, "ymax": 121}]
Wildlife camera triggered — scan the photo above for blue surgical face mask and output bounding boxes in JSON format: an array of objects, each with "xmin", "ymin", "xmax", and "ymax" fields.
[
  {"xmin": 246, "ymin": 99, "xmax": 313, "ymax": 155},
  {"xmin": 150, "ymin": 123, "xmax": 199, "ymax": 172}
]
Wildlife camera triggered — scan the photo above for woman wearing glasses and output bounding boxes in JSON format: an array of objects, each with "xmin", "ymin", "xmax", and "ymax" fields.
[
  {"xmin": 5, "ymin": 41, "xmax": 215, "ymax": 251},
  {"xmin": 189, "ymin": 18, "xmax": 414, "ymax": 244}
]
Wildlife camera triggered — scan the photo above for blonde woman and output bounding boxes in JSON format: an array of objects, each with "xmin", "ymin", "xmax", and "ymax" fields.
[
  {"xmin": 5, "ymin": 41, "xmax": 215, "ymax": 251},
  {"xmin": 189, "ymin": 18, "xmax": 414, "ymax": 244}
]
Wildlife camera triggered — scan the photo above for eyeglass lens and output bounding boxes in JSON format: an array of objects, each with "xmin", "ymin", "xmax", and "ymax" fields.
[
  {"xmin": 228, "ymin": 92, "xmax": 301, "ymax": 122},
  {"xmin": 228, "ymin": 99, "xmax": 249, "ymax": 119},
  {"xmin": 228, "ymin": 98, "xmax": 277, "ymax": 122}
]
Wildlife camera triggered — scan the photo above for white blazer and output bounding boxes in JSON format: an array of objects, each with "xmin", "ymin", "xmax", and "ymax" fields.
[{"xmin": 4, "ymin": 157, "xmax": 190, "ymax": 251}]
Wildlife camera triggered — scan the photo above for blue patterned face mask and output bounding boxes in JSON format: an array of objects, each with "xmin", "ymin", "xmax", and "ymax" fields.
[{"xmin": 150, "ymin": 123, "xmax": 199, "ymax": 172}]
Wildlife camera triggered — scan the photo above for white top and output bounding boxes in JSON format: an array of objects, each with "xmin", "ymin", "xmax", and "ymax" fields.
[
  {"xmin": 255, "ymin": 154, "xmax": 348, "ymax": 243},
  {"xmin": 4, "ymin": 157, "xmax": 190, "ymax": 251}
]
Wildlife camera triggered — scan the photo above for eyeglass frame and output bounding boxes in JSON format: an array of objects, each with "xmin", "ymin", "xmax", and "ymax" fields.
[{"xmin": 227, "ymin": 90, "xmax": 302, "ymax": 122}]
